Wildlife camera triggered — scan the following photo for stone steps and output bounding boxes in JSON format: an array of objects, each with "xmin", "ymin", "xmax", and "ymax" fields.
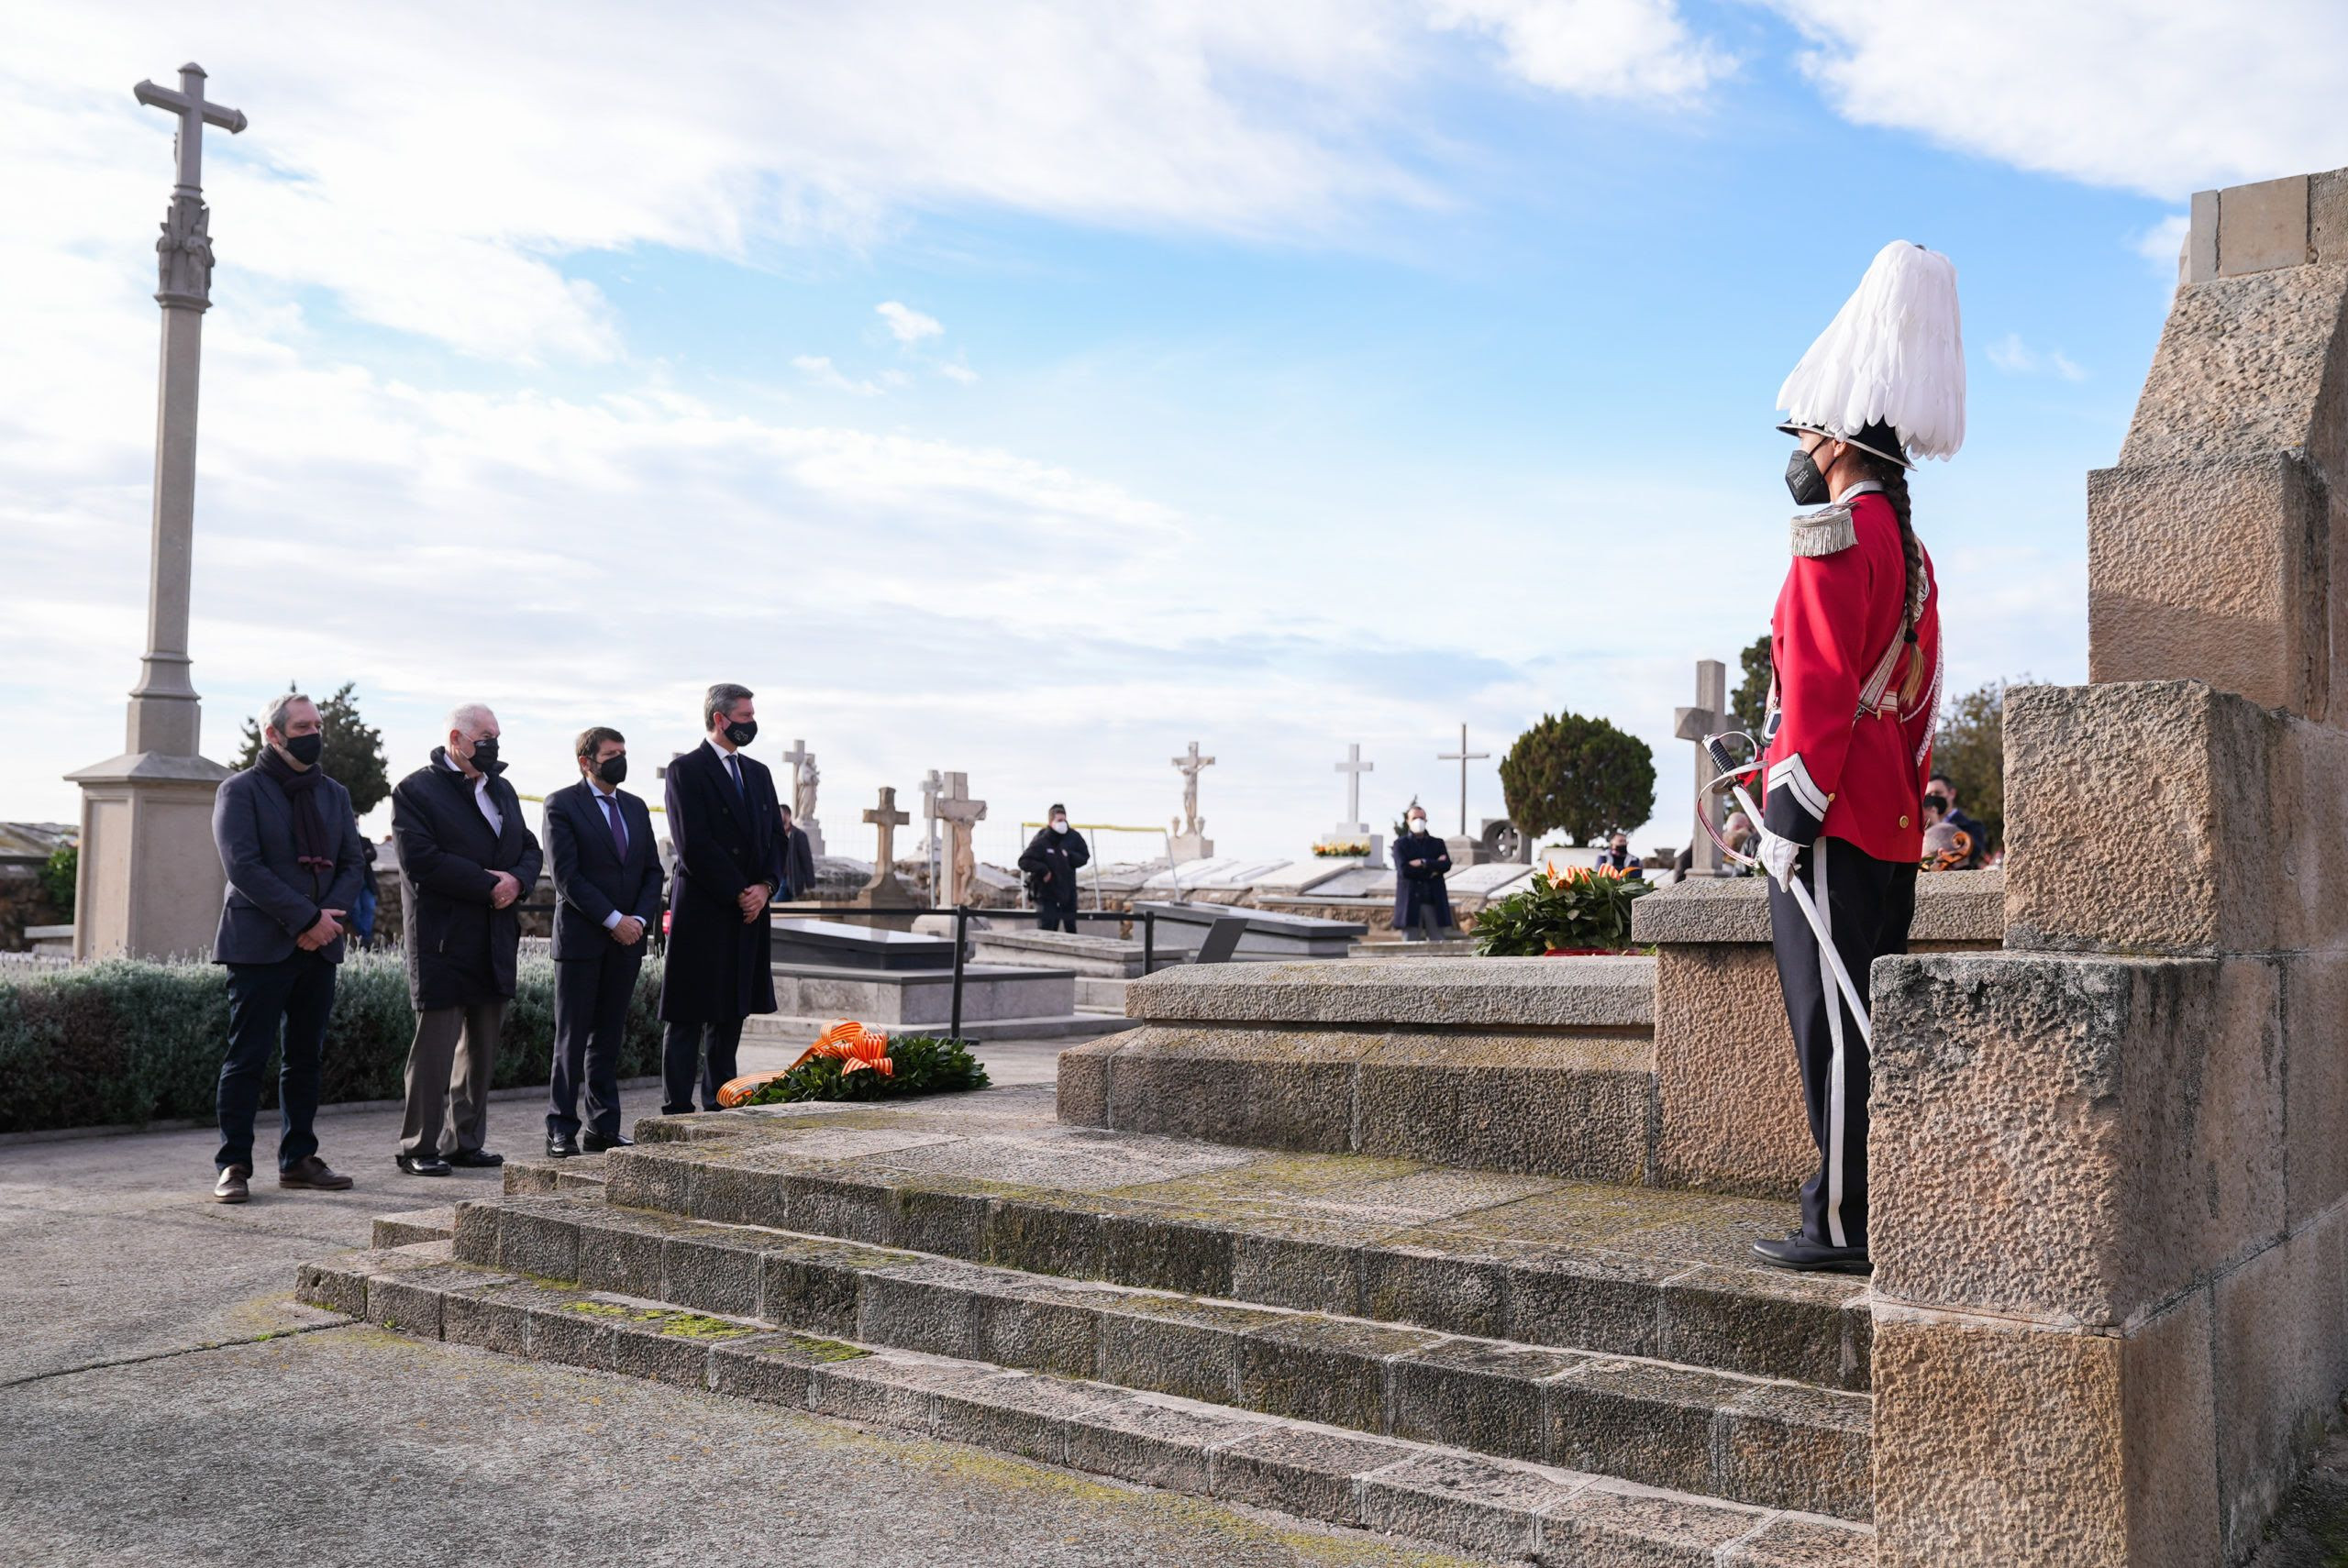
[
  {"xmin": 540, "ymin": 1102, "xmax": 1868, "ymax": 1393},
  {"xmin": 1060, "ymin": 956, "xmax": 1660, "ymax": 1180},
  {"xmin": 440, "ymin": 1192, "xmax": 1870, "ymax": 1520},
  {"xmin": 298, "ymin": 1238, "xmax": 1870, "ymax": 1567}
]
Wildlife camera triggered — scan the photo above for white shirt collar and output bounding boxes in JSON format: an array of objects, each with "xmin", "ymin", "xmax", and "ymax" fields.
[{"xmin": 1840, "ymin": 480, "xmax": 1885, "ymax": 500}]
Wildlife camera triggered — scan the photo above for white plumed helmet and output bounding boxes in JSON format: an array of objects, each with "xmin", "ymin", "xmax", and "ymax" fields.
[{"xmin": 1776, "ymin": 241, "xmax": 1966, "ymax": 469}]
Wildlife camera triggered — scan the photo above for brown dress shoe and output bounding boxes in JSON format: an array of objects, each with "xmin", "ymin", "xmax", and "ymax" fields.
[
  {"xmin": 279, "ymin": 1155, "xmax": 354, "ymax": 1190},
  {"xmin": 214, "ymin": 1165, "xmax": 250, "ymax": 1204}
]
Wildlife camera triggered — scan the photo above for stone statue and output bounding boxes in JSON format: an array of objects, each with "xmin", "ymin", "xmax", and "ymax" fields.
[
  {"xmin": 155, "ymin": 197, "xmax": 215, "ymax": 304},
  {"xmin": 794, "ymin": 753, "xmax": 819, "ymax": 825}
]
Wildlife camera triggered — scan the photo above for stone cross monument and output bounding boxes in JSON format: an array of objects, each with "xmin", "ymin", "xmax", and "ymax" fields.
[
  {"xmin": 1168, "ymin": 741, "xmax": 1215, "ymax": 861},
  {"xmin": 1332, "ymin": 744, "xmax": 1374, "ymax": 835},
  {"xmin": 935, "ymin": 772, "xmax": 988, "ymax": 908},
  {"xmin": 781, "ymin": 737, "xmax": 824, "ymax": 856},
  {"xmin": 65, "ymin": 65, "xmax": 249, "ymax": 960},
  {"xmin": 847, "ymin": 785, "xmax": 919, "ymax": 927},
  {"xmin": 1671, "ymin": 658, "xmax": 1729, "ymax": 875},
  {"xmin": 1435, "ymin": 723, "xmax": 1489, "ymax": 836},
  {"xmin": 918, "ymin": 767, "xmax": 944, "ymax": 906}
]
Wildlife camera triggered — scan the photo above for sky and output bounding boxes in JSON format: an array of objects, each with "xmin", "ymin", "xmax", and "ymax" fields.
[{"xmin": 5, "ymin": 1, "xmax": 2347, "ymax": 868}]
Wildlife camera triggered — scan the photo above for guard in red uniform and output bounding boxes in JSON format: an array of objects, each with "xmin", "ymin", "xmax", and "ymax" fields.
[{"xmin": 1748, "ymin": 241, "xmax": 1964, "ymax": 1274}]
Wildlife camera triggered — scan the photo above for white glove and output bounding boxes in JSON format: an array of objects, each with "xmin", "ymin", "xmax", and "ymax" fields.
[{"xmin": 1755, "ymin": 827, "xmax": 1801, "ymax": 892}]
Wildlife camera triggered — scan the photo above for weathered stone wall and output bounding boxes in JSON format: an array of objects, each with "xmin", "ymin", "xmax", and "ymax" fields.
[{"xmin": 1870, "ymin": 168, "xmax": 2348, "ymax": 1568}]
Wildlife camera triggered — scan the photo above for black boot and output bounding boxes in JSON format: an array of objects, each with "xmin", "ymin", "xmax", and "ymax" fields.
[{"xmin": 1752, "ymin": 1230, "xmax": 1871, "ymax": 1275}]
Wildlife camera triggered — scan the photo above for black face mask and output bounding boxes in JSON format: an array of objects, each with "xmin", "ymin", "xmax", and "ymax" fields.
[
  {"xmin": 467, "ymin": 736, "xmax": 504, "ymax": 775},
  {"xmin": 596, "ymin": 755, "xmax": 628, "ymax": 787},
  {"xmin": 282, "ymin": 733, "xmax": 325, "ymax": 767},
  {"xmin": 1785, "ymin": 444, "xmax": 1833, "ymax": 507},
  {"xmin": 723, "ymin": 718, "xmax": 758, "ymax": 749}
]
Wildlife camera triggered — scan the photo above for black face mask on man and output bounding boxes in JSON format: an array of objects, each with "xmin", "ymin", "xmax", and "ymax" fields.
[
  {"xmin": 596, "ymin": 755, "xmax": 628, "ymax": 787},
  {"xmin": 723, "ymin": 718, "xmax": 759, "ymax": 749},
  {"xmin": 467, "ymin": 735, "xmax": 504, "ymax": 775},
  {"xmin": 282, "ymin": 732, "xmax": 325, "ymax": 767},
  {"xmin": 1785, "ymin": 441, "xmax": 1833, "ymax": 508}
]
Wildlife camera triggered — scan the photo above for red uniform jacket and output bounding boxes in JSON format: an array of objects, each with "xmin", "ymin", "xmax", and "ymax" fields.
[{"xmin": 1761, "ymin": 487, "xmax": 1941, "ymax": 866}]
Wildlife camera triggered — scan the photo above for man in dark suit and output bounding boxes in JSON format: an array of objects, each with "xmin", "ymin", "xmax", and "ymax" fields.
[
  {"xmin": 778, "ymin": 803, "xmax": 816, "ymax": 901},
  {"xmin": 542, "ymin": 725, "xmax": 662, "ymax": 1156},
  {"xmin": 209, "ymin": 691, "xmax": 367, "ymax": 1203},
  {"xmin": 390, "ymin": 702, "xmax": 544, "ymax": 1176},
  {"xmin": 659, "ymin": 683, "xmax": 783, "ymax": 1113}
]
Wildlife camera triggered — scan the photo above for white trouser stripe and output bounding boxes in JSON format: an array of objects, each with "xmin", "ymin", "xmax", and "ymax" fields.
[{"xmin": 1815, "ymin": 839, "xmax": 1848, "ymax": 1249}]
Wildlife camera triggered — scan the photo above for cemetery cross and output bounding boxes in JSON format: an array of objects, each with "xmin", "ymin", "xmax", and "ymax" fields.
[
  {"xmin": 1334, "ymin": 744, "xmax": 1374, "ymax": 834},
  {"xmin": 1436, "ymin": 724, "xmax": 1490, "ymax": 836},
  {"xmin": 1171, "ymin": 741, "xmax": 1216, "ymax": 835},
  {"xmin": 1672, "ymin": 657, "xmax": 1730, "ymax": 875}
]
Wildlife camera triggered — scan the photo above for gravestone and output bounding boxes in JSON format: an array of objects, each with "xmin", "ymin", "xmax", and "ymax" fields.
[
  {"xmin": 66, "ymin": 64, "xmax": 248, "ymax": 960},
  {"xmin": 847, "ymin": 786, "xmax": 920, "ymax": 929},
  {"xmin": 1313, "ymin": 745, "xmax": 1386, "ymax": 866},
  {"xmin": 770, "ymin": 918, "xmax": 953, "ymax": 971},
  {"xmin": 917, "ymin": 767, "xmax": 943, "ymax": 906},
  {"xmin": 1168, "ymin": 740, "xmax": 1215, "ymax": 860},
  {"xmin": 1134, "ymin": 900, "xmax": 1366, "ymax": 960},
  {"xmin": 936, "ymin": 772, "xmax": 987, "ymax": 908},
  {"xmin": 1672, "ymin": 658, "xmax": 1730, "ymax": 877},
  {"xmin": 1435, "ymin": 723, "xmax": 1490, "ymax": 838}
]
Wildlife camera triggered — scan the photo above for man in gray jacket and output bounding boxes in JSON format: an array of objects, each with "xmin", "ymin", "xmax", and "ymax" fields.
[{"xmin": 210, "ymin": 691, "xmax": 366, "ymax": 1203}]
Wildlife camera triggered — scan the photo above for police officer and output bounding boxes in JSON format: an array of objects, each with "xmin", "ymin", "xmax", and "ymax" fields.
[
  {"xmin": 1747, "ymin": 241, "xmax": 1963, "ymax": 1274},
  {"xmin": 1018, "ymin": 804, "xmax": 1090, "ymax": 933}
]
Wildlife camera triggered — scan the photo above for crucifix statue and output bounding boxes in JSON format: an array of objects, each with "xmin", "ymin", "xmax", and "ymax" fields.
[
  {"xmin": 936, "ymin": 772, "xmax": 988, "ymax": 908},
  {"xmin": 781, "ymin": 738, "xmax": 817, "ymax": 823},
  {"xmin": 66, "ymin": 64, "xmax": 248, "ymax": 959},
  {"xmin": 861, "ymin": 787, "xmax": 911, "ymax": 878},
  {"xmin": 1435, "ymin": 724, "xmax": 1490, "ymax": 837},
  {"xmin": 1171, "ymin": 741, "xmax": 1215, "ymax": 836},
  {"xmin": 1333, "ymin": 744, "xmax": 1374, "ymax": 834},
  {"xmin": 1673, "ymin": 657, "xmax": 1730, "ymax": 875}
]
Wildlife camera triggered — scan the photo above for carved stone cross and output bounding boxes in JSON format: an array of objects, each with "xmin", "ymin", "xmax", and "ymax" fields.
[
  {"xmin": 1334, "ymin": 744, "xmax": 1374, "ymax": 834},
  {"xmin": 134, "ymin": 65, "xmax": 245, "ymax": 309},
  {"xmin": 1436, "ymin": 723, "xmax": 1490, "ymax": 837},
  {"xmin": 1171, "ymin": 741, "xmax": 1216, "ymax": 835},
  {"xmin": 936, "ymin": 772, "xmax": 989, "ymax": 908},
  {"xmin": 862, "ymin": 787, "xmax": 911, "ymax": 871},
  {"xmin": 1673, "ymin": 658, "xmax": 1730, "ymax": 875},
  {"xmin": 781, "ymin": 738, "xmax": 816, "ymax": 823}
]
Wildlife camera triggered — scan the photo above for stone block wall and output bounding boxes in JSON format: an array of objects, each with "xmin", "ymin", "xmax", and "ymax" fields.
[{"xmin": 1871, "ymin": 177, "xmax": 2348, "ymax": 1566}]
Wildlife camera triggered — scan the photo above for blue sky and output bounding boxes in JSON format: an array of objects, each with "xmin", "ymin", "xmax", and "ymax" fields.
[{"xmin": 5, "ymin": 0, "xmax": 2343, "ymax": 867}]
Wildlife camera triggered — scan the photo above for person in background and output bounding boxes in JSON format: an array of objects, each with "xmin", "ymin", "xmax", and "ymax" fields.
[
  {"xmin": 349, "ymin": 832, "xmax": 380, "ymax": 946},
  {"xmin": 390, "ymin": 702, "xmax": 543, "ymax": 1177},
  {"xmin": 778, "ymin": 802, "xmax": 816, "ymax": 902},
  {"xmin": 1595, "ymin": 832, "xmax": 1645, "ymax": 879},
  {"xmin": 1018, "ymin": 804, "xmax": 1090, "ymax": 933},
  {"xmin": 1723, "ymin": 811, "xmax": 1757, "ymax": 868},
  {"xmin": 542, "ymin": 725, "xmax": 662, "ymax": 1158},
  {"xmin": 1392, "ymin": 806, "xmax": 1455, "ymax": 941},
  {"xmin": 208, "ymin": 691, "xmax": 365, "ymax": 1203},
  {"xmin": 659, "ymin": 683, "xmax": 784, "ymax": 1115},
  {"xmin": 1924, "ymin": 774, "xmax": 1986, "ymax": 868}
]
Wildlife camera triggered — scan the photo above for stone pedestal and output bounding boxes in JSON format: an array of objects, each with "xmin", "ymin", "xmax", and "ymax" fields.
[
  {"xmin": 1167, "ymin": 831, "xmax": 1213, "ymax": 862},
  {"xmin": 64, "ymin": 750, "xmax": 229, "ymax": 960}
]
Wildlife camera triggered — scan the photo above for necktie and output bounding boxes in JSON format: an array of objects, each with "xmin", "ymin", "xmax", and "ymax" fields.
[
  {"xmin": 725, "ymin": 754, "xmax": 744, "ymax": 796},
  {"xmin": 601, "ymin": 793, "xmax": 627, "ymax": 857}
]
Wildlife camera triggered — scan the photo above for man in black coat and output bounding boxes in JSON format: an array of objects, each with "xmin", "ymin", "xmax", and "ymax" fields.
[
  {"xmin": 659, "ymin": 683, "xmax": 784, "ymax": 1113},
  {"xmin": 1392, "ymin": 806, "xmax": 1456, "ymax": 942},
  {"xmin": 542, "ymin": 725, "xmax": 663, "ymax": 1157},
  {"xmin": 778, "ymin": 803, "xmax": 816, "ymax": 901},
  {"xmin": 208, "ymin": 691, "xmax": 367, "ymax": 1203},
  {"xmin": 1017, "ymin": 803, "xmax": 1090, "ymax": 933},
  {"xmin": 389, "ymin": 702, "xmax": 543, "ymax": 1176}
]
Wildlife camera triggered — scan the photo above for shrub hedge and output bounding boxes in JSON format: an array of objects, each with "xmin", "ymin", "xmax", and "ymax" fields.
[{"xmin": 0, "ymin": 951, "xmax": 662, "ymax": 1135}]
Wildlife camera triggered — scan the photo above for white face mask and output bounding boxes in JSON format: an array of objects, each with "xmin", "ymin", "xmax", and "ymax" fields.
[
  {"xmin": 1051, "ymin": 820, "xmax": 1068, "ymax": 834},
  {"xmin": 1408, "ymin": 819, "xmax": 1426, "ymax": 834}
]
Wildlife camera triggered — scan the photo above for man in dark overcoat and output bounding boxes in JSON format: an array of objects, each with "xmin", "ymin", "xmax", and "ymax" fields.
[
  {"xmin": 1017, "ymin": 804, "xmax": 1090, "ymax": 933},
  {"xmin": 208, "ymin": 690, "xmax": 367, "ymax": 1202},
  {"xmin": 778, "ymin": 803, "xmax": 816, "ymax": 901},
  {"xmin": 659, "ymin": 682, "xmax": 784, "ymax": 1113},
  {"xmin": 542, "ymin": 724, "xmax": 663, "ymax": 1156},
  {"xmin": 390, "ymin": 701, "xmax": 543, "ymax": 1176},
  {"xmin": 1391, "ymin": 805, "xmax": 1455, "ymax": 941}
]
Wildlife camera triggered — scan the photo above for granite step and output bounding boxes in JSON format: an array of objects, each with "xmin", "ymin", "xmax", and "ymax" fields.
[
  {"xmin": 441, "ymin": 1194, "xmax": 1871, "ymax": 1520},
  {"xmin": 371, "ymin": 1205, "xmax": 460, "ymax": 1247},
  {"xmin": 297, "ymin": 1239, "xmax": 1870, "ymax": 1567},
  {"xmin": 570, "ymin": 1106, "xmax": 1870, "ymax": 1393}
]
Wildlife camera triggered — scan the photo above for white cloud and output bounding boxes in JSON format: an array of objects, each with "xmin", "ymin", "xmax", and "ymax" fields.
[
  {"xmin": 2134, "ymin": 212, "xmax": 2191, "ymax": 274},
  {"xmin": 1767, "ymin": 1, "xmax": 2348, "ymax": 198},
  {"xmin": 938, "ymin": 361, "xmax": 980, "ymax": 386},
  {"xmin": 1429, "ymin": 0, "xmax": 1732, "ymax": 101},
  {"xmin": 1984, "ymin": 333, "xmax": 2087, "ymax": 382},
  {"xmin": 877, "ymin": 301, "xmax": 945, "ymax": 344},
  {"xmin": 792, "ymin": 355, "xmax": 887, "ymax": 397}
]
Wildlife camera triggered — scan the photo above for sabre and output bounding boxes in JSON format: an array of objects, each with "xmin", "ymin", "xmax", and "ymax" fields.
[{"xmin": 1702, "ymin": 734, "xmax": 1872, "ymax": 1044}]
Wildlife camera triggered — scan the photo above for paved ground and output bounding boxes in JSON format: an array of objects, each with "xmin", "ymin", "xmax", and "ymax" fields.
[{"xmin": 0, "ymin": 1039, "xmax": 1482, "ymax": 1568}]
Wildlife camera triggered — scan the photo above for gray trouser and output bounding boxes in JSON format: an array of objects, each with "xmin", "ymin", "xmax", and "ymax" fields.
[{"xmin": 401, "ymin": 999, "xmax": 507, "ymax": 1157}]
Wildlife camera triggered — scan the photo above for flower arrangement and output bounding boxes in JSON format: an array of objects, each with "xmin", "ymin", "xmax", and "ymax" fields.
[
  {"xmin": 1312, "ymin": 840, "xmax": 1372, "ymax": 858},
  {"xmin": 716, "ymin": 1020, "xmax": 990, "ymax": 1107},
  {"xmin": 1472, "ymin": 862, "xmax": 1654, "ymax": 956}
]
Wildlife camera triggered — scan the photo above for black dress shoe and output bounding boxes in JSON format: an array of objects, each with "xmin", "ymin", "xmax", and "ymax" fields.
[
  {"xmin": 445, "ymin": 1149, "xmax": 504, "ymax": 1168},
  {"xmin": 546, "ymin": 1132, "xmax": 581, "ymax": 1159},
  {"xmin": 581, "ymin": 1131, "xmax": 634, "ymax": 1153},
  {"xmin": 396, "ymin": 1153, "xmax": 452, "ymax": 1177},
  {"xmin": 1752, "ymin": 1231, "xmax": 1871, "ymax": 1275}
]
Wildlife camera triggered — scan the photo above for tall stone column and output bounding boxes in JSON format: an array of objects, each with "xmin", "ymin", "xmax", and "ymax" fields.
[{"xmin": 65, "ymin": 66, "xmax": 246, "ymax": 961}]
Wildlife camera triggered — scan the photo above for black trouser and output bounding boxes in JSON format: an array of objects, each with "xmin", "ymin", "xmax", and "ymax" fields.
[
  {"xmin": 661, "ymin": 1017, "xmax": 744, "ymax": 1114},
  {"xmin": 1037, "ymin": 900, "xmax": 1078, "ymax": 933},
  {"xmin": 217, "ymin": 950, "xmax": 337, "ymax": 1174},
  {"xmin": 1767, "ymin": 837, "xmax": 1915, "ymax": 1252},
  {"xmin": 550, "ymin": 947, "xmax": 641, "ymax": 1140}
]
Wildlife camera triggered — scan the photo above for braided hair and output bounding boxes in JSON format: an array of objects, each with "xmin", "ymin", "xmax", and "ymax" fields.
[{"xmin": 1867, "ymin": 457, "xmax": 1930, "ymax": 706}]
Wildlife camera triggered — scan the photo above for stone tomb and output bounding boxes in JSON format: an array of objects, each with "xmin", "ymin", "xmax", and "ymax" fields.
[
  {"xmin": 748, "ymin": 917, "xmax": 1118, "ymax": 1041},
  {"xmin": 1131, "ymin": 900, "xmax": 1365, "ymax": 960}
]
